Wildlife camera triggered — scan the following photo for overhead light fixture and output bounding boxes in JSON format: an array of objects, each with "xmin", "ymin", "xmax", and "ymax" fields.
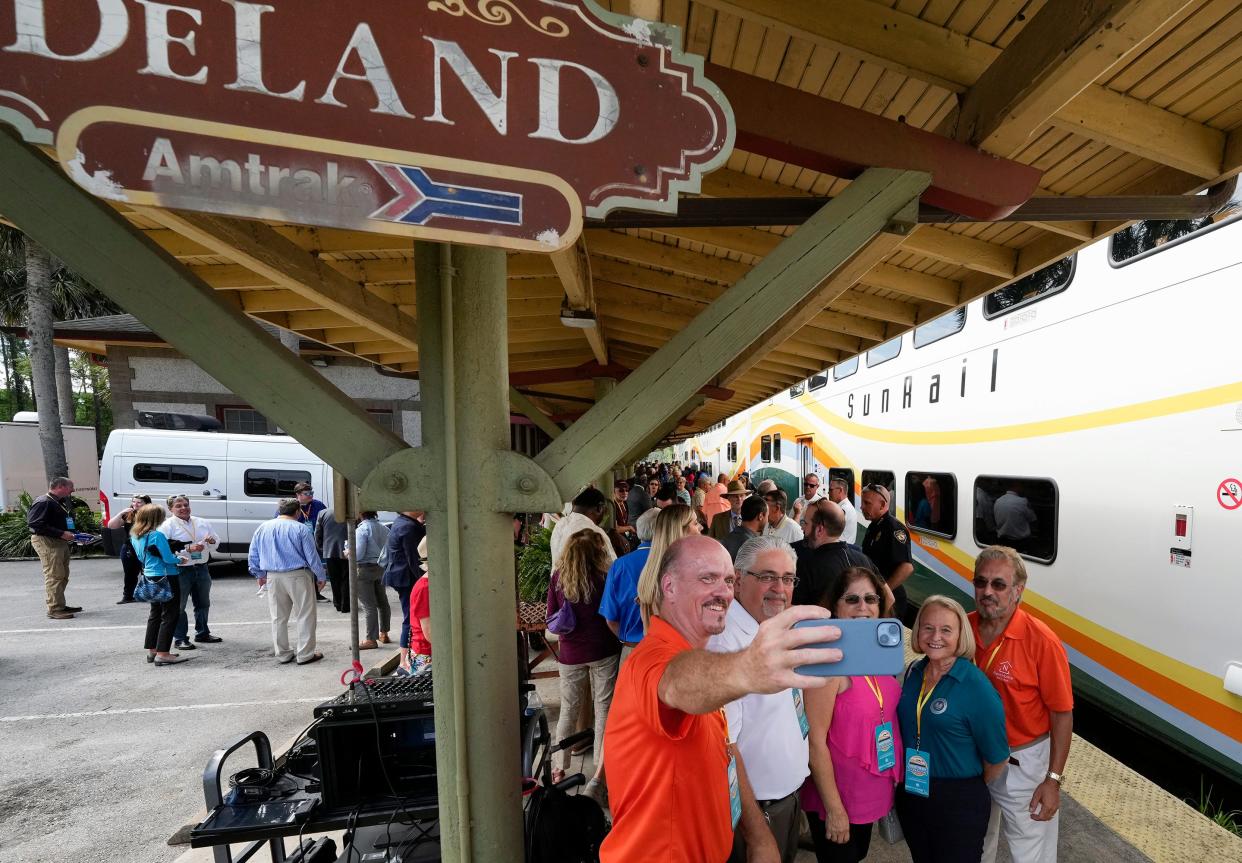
[
  {"xmin": 309, "ymin": 357, "xmax": 330, "ymax": 367},
  {"xmin": 559, "ymin": 308, "xmax": 598, "ymax": 329}
]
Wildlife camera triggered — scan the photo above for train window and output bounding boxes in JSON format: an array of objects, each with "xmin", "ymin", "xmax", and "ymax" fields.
[
  {"xmin": 833, "ymin": 356, "xmax": 859, "ymax": 381},
  {"xmin": 244, "ymin": 468, "xmax": 313, "ymax": 498},
  {"xmin": 905, "ymin": 472, "xmax": 957, "ymax": 539},
  {"xmin": 1109, "ymin": 190, "xmax": 1242, "ymax": 266},
  {"xmin": 914, "ymin": 307, "xmax": 967, "ymax": 348},
  {"xmin": 866, "ymin": 336, "xmax": 902, "ymax": 367},
  {"xmin": 789, "ymin": 381, "xmax": 805, "ymax": 398},
  {"xmin": 133, "ymin": 463, "xmax": 209, "ymax": 484},
  {"xmin": 984, "ymin": 256, "xmax": 1074, "ymax": 318},
  {"xmin": 773, "ymin": 434, "xmax": 781, "ymax": 462},
  {"xmin": 808, "ymin": 371, "xmax": 828, "ymax": 391},
  {"xmin": 860, "ymin": 470, "xmax": 896, "ymax": 508},
  {"xmin": 761, "ymin": 435, "xmax": 772, "ymax": 463},
  {"xmin": 726, "ymin": 442, "xmax": 736, "ymax": 462},
  {"xmin": 827, "ymin": 468, "xmax": 855, "ymax": 506},
  {"xmin": 973, "ymin": 476, "xmax": 1058, "ymax": 564}
]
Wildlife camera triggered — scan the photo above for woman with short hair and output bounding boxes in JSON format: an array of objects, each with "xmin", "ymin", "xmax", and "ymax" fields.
[
  {"xmin": 895, "ymin": 596, "xmax": 1009, "ymax": 862},
  {"xmin": 131, "ymin": 504, "xmax": 190, "ymax": 666}
]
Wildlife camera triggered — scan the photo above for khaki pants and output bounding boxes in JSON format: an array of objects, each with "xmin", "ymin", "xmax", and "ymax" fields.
[
  {"xmin": 32, "ymin": 535, "xmax": 70, "ymax": 613},
  {"xmin": 983, "ymin": 735, "xmax": 1059, "ymax": 863},
  {"xmin": 267, "ymin": 568, "xmax": 319, "ymax": 663}
]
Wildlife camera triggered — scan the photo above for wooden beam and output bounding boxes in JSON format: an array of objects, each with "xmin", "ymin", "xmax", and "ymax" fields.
[
  {"xmin": 535, "ymin": 168, "xmax": 930, "ymax": 499},
  {"xmin": 1029, "ymin": 220, "xmax": 1095, "ymax": 242},
  {"xmin": 138, "ymin": 209, "xmax": 420, "ymax": 351},
  {"xmin": 1052, "ymin": 85, "xmax": 1225, "ymax": 179},
  {"xmin": 509, "ymin": 387, "xmax": 563, "ymax": 439},
  {"xmin": 857, "ymin": 262, "xmax": 962, "ymax": 305},
  {"xmin": 716, "ymin": 209, "xmax": 920, "ymax": 385},
  {"xmin": 898, "ymin": 230, "xmax": 1016, "ymax": 280},
  {"xmin": 953, "ymin": 0, "xmax": 1195, "ymax": 157},
  {"xmin": 550, "ymin": 237, "xmax": 608, "ymax": 363},
  {"xmin": 589, "ymin": 232, "xmax": 749, "ymax": 284},
  {"xmin": 239, "ymin": 289, "xmax": 324, "ymax": 313},
  {"xmin": 829, "ymin": 290, "xmax": 919, "ymax": 326}
]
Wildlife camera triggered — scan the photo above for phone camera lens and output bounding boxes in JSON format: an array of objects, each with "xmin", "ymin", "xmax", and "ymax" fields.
[{"xmin": 877, "ymin": 622, "xmax": 901, "ymax": 647}]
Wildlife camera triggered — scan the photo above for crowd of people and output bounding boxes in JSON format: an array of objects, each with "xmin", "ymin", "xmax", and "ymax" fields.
[
  {"xmin": 541, "ymin": 461, "xmax": 1073, "ymax": 863},
  {"xmin": 29, "ymin": 478, "xmax": 433, "ymax": 676}
]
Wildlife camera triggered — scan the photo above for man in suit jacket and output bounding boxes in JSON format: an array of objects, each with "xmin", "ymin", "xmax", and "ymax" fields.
[{"xmin": 709, "ymin": 480, "xmax": 751, "ymax": 542}]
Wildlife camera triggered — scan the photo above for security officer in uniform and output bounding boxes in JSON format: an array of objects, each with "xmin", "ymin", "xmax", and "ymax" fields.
[{"xmin": 860, "ymin": 483, "xmax": 913, "ymax": 620}]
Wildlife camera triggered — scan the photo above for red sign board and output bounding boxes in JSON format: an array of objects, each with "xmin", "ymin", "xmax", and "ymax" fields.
[{"xmin": 0, "ymin": 0, "xmax": 734, "ymax": 252}]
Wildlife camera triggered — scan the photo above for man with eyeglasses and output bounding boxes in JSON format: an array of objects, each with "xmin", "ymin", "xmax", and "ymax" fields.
[
  {"xmin": 792, "ymin": 500, "xmax": 881, "ymax": 608},
  {"xmin": 860, "ymin": 484, "xmax": 913, "ymax": 620},
  {"xmin": 707, "ymin": 536, "xmax": 811, "ymax": 863},
  {"xmin": 602, "ymin": 535, "xmax": 840, "ymax": 863},
  {"xmin": 969, "ymin": 546, "xmax": 1073, "ymax": 863},
  {"xmin": 282, "ymin": 482, "xmax": 330, "ymax": 602},
  {"xmin": 790, "ymin": 473, "xmax": 824, "ymax": 525}
]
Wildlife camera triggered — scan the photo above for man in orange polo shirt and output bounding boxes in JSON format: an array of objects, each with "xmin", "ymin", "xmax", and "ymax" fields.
[
  {"xmin": 601, "ymin": 535, "xmax": 842, "ymax": 863},
  {"xmin": 969, "ymin": 545, "xmax": 1074, "ymax": 863}
]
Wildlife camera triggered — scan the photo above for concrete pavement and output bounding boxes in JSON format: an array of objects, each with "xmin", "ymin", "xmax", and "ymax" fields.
[{"xmin": 0, "ymin": 556, "xmax": 365, "ymax": 863}]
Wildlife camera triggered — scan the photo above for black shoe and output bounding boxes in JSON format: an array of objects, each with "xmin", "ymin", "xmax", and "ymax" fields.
[
  {"xmin": 62, "ymin": 605, "xmax": 83, "ymax": 613},
  {"xmin": 195, "ymin": 634, "xmax": 223, "ymax": 644},
  {"xmin": 117, "ymin": 598, "xmax": 136, "ymax": 605},
  {"xmin": 174, "ymin": 640, "xmax": 197, "ymax": 650},
  {"xmin": 316, "ymin": 594, "xmax": 329, "ymax": 602}
]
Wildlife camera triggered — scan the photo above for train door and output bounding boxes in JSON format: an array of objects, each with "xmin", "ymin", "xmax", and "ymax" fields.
[{"xmin": 797, "ymin": 436, "xmax": 815, "ymax": 480}]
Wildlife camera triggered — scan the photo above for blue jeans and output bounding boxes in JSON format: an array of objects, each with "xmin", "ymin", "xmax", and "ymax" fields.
[
  {"xmin": 174, "ymin": 563, "xmax": 212, "ymax": 640},
  {"xmin": 394, "ymin": 582, "xmax": 413, "ymax": 648}
]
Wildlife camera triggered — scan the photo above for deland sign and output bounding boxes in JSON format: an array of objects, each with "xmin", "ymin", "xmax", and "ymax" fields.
[{"xmin": 0, "ymin": 0, "xmax": 734, "ymax": 252}]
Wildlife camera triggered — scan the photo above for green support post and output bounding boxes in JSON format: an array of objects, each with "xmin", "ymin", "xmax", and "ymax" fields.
[
  {"xmin": 593, "ymin": 377, "xmax": 617, "ymax": 498},
  {"xmin": 413, "ymin": 242, "xmax": 522, "ymax": 863}
]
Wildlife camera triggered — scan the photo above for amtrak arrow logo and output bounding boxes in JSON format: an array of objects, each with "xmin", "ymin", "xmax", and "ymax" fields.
[{"xmin": 368, "ymin": 162, "xmax": 523, "ymax": 226}]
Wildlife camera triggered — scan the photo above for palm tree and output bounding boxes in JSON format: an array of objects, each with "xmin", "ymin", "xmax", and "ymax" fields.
[{"xmin": 0, "ymin": 226, "xmax": 120, "ymax": 479}]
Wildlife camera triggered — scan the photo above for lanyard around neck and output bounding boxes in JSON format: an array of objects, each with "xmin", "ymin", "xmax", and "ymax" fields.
[
  {"xmin": 983, "ymin": 640, "xmax": 1004, "ymax": 673},
  {"xmin": 915, "ymin": 667, "xmax": 939, "ymax": 746},
  {"xmin": 863, "ymin": 675, "xmax": 885, "ymax": 720}
]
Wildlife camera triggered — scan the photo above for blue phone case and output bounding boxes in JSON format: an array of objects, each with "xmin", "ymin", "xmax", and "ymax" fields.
[{"xmin": 792, "ymin": 618, "xmax": 906, "ymax": 677}]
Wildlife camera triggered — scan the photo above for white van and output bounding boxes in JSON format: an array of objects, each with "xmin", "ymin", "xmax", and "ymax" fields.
[{"xmin": 99, "ymin": 429, "xmax": 335, "ymax": 560}]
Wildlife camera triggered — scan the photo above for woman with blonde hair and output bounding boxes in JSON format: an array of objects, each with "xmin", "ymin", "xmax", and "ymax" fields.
[
  {"xmin": 131, "ymin": 504, "xmax": 190, "ymax": 666},
  {"xmin": 546, "ymin": 529, "xmax": 621, "ymax": 801},
  {"xmin": 635, "ymin": 503, "xmax": 702, "ymax": 628},
  {"xmin": 895, "ymin": 595, "xmax": 1009, "ymax": 863}
]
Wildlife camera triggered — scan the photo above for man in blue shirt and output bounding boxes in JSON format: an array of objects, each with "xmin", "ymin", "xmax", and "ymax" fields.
[
  {"xmin": 599, "ymin": 538, "xmax": 651, "ymax": 657},
  {"xmin": 249, "ymin": 499, "xmax": 328, "ymax": 665}
]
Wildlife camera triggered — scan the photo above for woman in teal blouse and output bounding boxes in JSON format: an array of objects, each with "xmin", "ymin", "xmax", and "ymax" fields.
[
  {"xmin": 131, "ymin": 504, "xmax": 191, "ymax": 666},
  {"xmin": 896, "ymin": 595, "xmax": 1009, "ymax": 862}
]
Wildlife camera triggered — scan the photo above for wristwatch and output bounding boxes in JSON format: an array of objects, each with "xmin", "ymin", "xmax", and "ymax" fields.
[{"xmin": 1045, "ymin": 771, "xmax": 1064, "ymax": 785}]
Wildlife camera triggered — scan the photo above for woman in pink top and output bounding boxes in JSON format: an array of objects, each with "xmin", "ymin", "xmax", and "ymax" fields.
[{"xmin": 801, "ymin": 566, "xmax": 904, "ymax": 862}]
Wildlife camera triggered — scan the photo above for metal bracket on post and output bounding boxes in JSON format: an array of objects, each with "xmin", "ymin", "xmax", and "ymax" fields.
[
  {"xmin": 884, "ymin": 199, "xmax": 920, "ymax": 236},
  {"xmin": 485, "ymin": 450, "xmax": 564, "ymax": 514},
  {"xmin": 358, "ymin": 446, "xmax": 447, "ymax": 513}
]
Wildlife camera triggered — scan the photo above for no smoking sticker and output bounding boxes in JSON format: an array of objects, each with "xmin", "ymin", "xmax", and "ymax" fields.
[{"xmin": 1218, "ymin": 479, "xmax": 1242, "ymax": 510}]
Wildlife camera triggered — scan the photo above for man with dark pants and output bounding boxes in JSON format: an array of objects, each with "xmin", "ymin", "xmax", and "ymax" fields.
[
  {"xmin": 793, "ymin": 500, "xmax": 880, "ymax": 608},
  {"xmin": 160, "ymin": 495, "xmax": 222, "ymax": 650},
  {"xmin": 28, "ymin": 477, "xmax": 79, "ymax": 619},
  {"xmin": 601, "ymin": 535, "xmax": 842, "ymax": 863},
  {"xmin": 315, "ymin": 508, "xmax": 349, "ymax": 613},
  {"xmin": 971, "ymin": 546, "xmax": 1074, "ymax": 863},
  {"xmin": 249, "ymin": 499, "xmax": 327, "ymax": 665},
  {"xmin": 285, "ymin": 481, "xmax": 329, "ymax": 602},
  {"xmin": 709, "ymin": 536, "xmax": 809, "ymax": 863},
  {"xmin": 860, "ymin": 484, "xmax": 913, "ymax": 620}
]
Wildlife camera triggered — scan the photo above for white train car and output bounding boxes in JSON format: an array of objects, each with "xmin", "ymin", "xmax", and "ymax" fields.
[{"xmin": 681, "ymin": 208, "xmax": 1242, "ymax": 785}]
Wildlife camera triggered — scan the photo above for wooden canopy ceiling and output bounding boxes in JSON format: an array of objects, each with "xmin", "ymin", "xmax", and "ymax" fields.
[{"xmin": 96, "ymin": 0, "xmax": 1242, "ymax": 437}]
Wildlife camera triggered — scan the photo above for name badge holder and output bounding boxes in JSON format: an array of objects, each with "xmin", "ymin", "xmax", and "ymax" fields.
[
  {"xmin": 864, "ymin": 676, "xmax": 896, "ymax": 772},
  {"xmin": 904, "ymin": 675, "xmax": 936, "ymax": 798},
  {"xmin": 793, "ymin": 689, "xmax": 810, "ymax": 739}
]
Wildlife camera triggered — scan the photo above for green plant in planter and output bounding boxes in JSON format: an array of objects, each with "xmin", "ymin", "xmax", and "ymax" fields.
[{"xmin": 517, "ymin": 525, "xmax": 554, "ymax": 604}]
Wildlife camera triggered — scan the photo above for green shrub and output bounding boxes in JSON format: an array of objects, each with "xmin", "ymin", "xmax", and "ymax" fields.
[
  {"xmin": 0, "ymin": 491, "xmax": 104, "ymax": 558},
  {"xmin": 517, "ymin": 525, "xmax": 553, "ymax": 604}
]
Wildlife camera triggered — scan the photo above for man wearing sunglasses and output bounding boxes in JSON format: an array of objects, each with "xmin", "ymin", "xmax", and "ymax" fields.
[
  {"xmin": 969, "ymin": 546, "xmax": 1073, "ymax": 863},
  {"xmin": 790, "ymin": 473, "xmax": 824, "ymax": 524}
]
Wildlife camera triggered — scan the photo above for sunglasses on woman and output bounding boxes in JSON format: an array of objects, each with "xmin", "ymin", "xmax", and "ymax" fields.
[{"xmin": 842, "ymin": 593, "xmax": 881, "ymax": 605}]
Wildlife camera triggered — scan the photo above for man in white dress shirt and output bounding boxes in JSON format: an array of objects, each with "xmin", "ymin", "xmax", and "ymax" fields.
[
  {"xmin": 827, "ymin": 477, "xmax": 859, "ymax": 545},
  {"xmin": 763, "ymin": 490, "xmax": 804, "ymax": 545},
  {"xmin": 159, "ymin": 494, "xmax": 222, "ymax": 651},
  {"xmin": 708, "ymin": 535, "xmax": 810, "ymax": 863}
]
